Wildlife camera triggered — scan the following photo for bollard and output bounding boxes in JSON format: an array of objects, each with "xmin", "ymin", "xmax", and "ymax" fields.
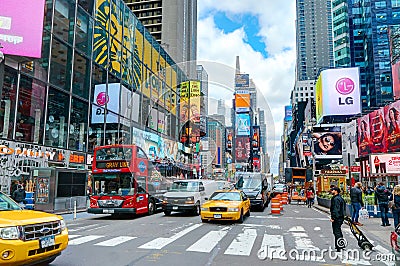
[
  {"xmin": 270, "ymin": 197, "xmax": 281, "ymax": 215},
  {"xmin": 74, "ymin": 200, "xmax": 77, "ymax": 220}
]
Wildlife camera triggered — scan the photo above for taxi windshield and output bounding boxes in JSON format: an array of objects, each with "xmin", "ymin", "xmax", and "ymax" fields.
[
  {"xmin": 0, "ymin": 192, "xmax": 22, "ymax": 211},
  {"xmin": 210, "ymin": 192, "xmax": 241, "ymax": 201}
]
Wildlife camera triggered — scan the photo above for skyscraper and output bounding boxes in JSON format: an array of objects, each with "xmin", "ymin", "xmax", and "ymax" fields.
[
  {"xmin": 126, "ymin": 0, "xmax": 197, "ymax": 77},
  {"xmin": 295, "ymin": 0, "xmax": 334, "ymax": 81}
]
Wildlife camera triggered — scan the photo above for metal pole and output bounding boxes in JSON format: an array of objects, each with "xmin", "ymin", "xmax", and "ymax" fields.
[{"xmin": 73, "ymin": 200, "xmax": 77, "ymax": 220}]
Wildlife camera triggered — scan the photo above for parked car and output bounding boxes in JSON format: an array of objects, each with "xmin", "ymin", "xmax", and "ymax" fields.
[
  {"xmin": 162, "ymin": 179, "xmax": 219, "ymax": 216},
  {"xmin": 200, "ymin": 189, "xmax": 250, "ymax": 223},
  {"xmin": 0, "ymin": 192, "xmax": 69, "ymax": 265}
]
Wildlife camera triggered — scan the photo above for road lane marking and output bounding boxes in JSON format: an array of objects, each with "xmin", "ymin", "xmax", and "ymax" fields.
[
  {"xmin": 289, "ymin": 226, "xmax": 324, "ymax": 262},
  {"xmin": 224, "ymin": 228, "xmax": 257, "ymax": 256},
  {"xmin": 138, "ymin": 224, "xmax": 202, "ymax": 250},
  {"xmin": 94, "ymin": 236, "xmax": 137, "ymax": 246},
  {"xmin": 68, "ymin": 224, "xmax": 100, "ymax": 232},
  {"xmin": 314, "ymin": 227, "xmax": 321, "ymax": 231},
  {"xmin": 186, "ymin": 229, "xmax": 229, "ymax": 253},
  {"xmin": 258, "ymin": 234, "xmax": 287, "ymax": 260},
  {"xmin": 69, "ymin": 235, "xmax": 104, "ymax": 245},
  {"xmin": 68, "ymin": 234, "xmax": 81, "ymax": 239},
  {"xmin": 289, "ymin": 226, "xmax": 305, "ymax": 232}
]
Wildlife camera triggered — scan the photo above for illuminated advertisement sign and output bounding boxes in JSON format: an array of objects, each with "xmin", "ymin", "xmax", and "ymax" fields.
[
  {"xmin": 189, "ymin": 81, "xmax": 201, "ymax": 123},
  {"xmin": 316, "ymin": 67, "xmax": 361, "ymax": 123},
  {"xmin": 226, "ymin": 127, "xmax": 233, "ymax": 152},
  {"xmin": 358, "ymin": 115, "xmax": 371, "ymax": 156},
  {"xmin": 180, "ymin": 81, "xmax": 190, "ymax": 123},
  {"xmin": 284, "ymin": 106, "xmax": 292, "ymax": 121},
  {"xmin": 386, "ymin": 100, "xmax": 400, "ymax": 152},
  {"xmin": 341, "ymin": 120, "xmax": 358, "ymax": 158},
  {"xmin": 312, "ymin": 126, "xmax": 342, "ymax": 159},
  {"xmin": 235, "ymin": 74, "xmax": 250, "ymax": 88},
  {"xmin": 235, "ymin": 90, "xmax": 251, "ymax": 113},
  {"xmin": 369, "ymin": 154, "xmax": 400, "ymax": 174},
  {"xmin": 0, "ymin": 0, "xmax": 45, "ymax": 58},
  {"xmin": 236, "ymin": 113, "xmax": 251, "ymax": 136},
  {"xmin": 369, "ymin": 108, "xmax": 387, "ymax": 153},
  {"xmin": 252, "ymin": 126, "xmax": 260, "ymax": 151},
  {"xmin": 235, "ymin": 137, "xmax": 250, "ymax": 163}
]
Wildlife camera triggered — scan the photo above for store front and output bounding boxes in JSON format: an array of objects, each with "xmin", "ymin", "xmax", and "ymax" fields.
[{"xmin": 317, "ymin": 170, "xmax": 347, "ymax": 192}]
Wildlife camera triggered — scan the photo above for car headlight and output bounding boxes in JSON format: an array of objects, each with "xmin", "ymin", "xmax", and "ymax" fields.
[
  {"xmin": 60, "ymin": 219, "xmax": 67, "ymax": 231},
  {"xmin": 201, "ymin": 207, "xmax": 208, "ymax": 211},
  {"xmin": 186, "ymin": 197, "xmax": 194, "ymax": 201},
  {"xmin": 0, "ymin": 227, "xmax": 19, "ymax": 240},
  {"xmin": 228, "ymin": 207, "xmax": 239, "ymax": 212}
]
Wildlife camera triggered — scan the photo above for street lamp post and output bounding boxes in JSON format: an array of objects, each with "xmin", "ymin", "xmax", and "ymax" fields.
[{"xmin": 310, "ymin": 118, "xmax": 317, "ymax": 194}]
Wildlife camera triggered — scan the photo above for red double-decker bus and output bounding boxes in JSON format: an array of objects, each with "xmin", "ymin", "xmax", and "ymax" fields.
[{"xmin": 88, "ymin": 144, "xmax": 160, "ymax": 216}]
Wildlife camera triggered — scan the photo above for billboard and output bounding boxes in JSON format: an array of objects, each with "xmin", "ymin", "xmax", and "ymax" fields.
[
  {"xmin": 315, "ymin": 67, "xmax": 361, "ymax": 123},
  {"xmin": 369, "ymin": 154, "xmax": 400, "ymax": 174},
  {"xmin": 179, "ymin": 81, "xmax": 190, "ymax": 123},
  {"xmin": 235, "ymin": 113, "xmax": 251, "ymax": 136},
  {"xmin": 385, "ymin": 100, "xmax": 400, "ymax": 152},
  {"xmin": 312, "ymin": 126, "xmax": 342, "ymax": 159},
  {"xmin": 0, "ymin": 0, "xmax": 45, "ymax": 58},
  {"xmin": 235, "ymin": 137, "xmax": 250, "ymax": 163},
  {"xmin": 369, "ymin": 108, "xmax": 387, "ymax": 153},
  {"xmin": 358, "ymin": 115, "xmax": 371, "ymax": 156},
  {"xmin": 189, "ymin": 81, "xmax": 201, "ymax": 123},
  {"xmin": 341, "ymin": 120, "xmax": 358, "ymax": 158},
  {"xmin": 235, "ymin": 74, "xmax": 250, "ymax": 88},
  {"xmin": 252, "ymin": 126, "xmax": 260, "ymax": 151},
  {"xmin": 284, "ymin": 105, "xmax": 293, "ymax": 121},
  {"xmin": 235, "ymin": 90, "xmax": 251, "ymax": 113},
  {"xmin": 226, "ymin": 127, "xmax": 233, "ymax": 152}
]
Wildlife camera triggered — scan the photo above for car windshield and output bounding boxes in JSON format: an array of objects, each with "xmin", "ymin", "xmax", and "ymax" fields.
[
  {"xmin": 274, "ymin": 185, "xmax": 286, "ymax": 192},
  {"xmin": 170, "ymin": 181, "xmax": 199, "ymax": 192},
  {"xmin": 210, "ymin": 192, "xmax": 241, "ymax": 201},
  {"xmin": 242, "ymin": 177, "xmax": 261, "ymax": 190},
  {"xmin": 0, "ymin": 192, "xmax": 22, "ymax": 211}
]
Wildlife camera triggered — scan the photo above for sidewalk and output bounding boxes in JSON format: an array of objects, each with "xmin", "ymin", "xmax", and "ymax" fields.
[
  {"xmin": 58, "ymin": 209, "xmax": 102, "ymax": 222},
  {"xmin": 314, "ymin": 204, "xmax": 394, "ymax": 248}
]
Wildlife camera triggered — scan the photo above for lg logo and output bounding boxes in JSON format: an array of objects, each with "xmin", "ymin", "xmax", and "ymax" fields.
[{"xmin": 336, "ymin": 77, "xmax": 355, "ymax": 105}]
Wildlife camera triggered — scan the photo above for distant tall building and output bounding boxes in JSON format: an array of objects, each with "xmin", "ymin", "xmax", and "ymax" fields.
[
  {"xmin": 197, "ymin": 65, "xmax": 208, "ymax": 137},
  {"xmin": 217, "ymin": 99, "xmax": 226, "ymax": 117},
  {"xmin": 126, "ymin": 0, "xmax": 197, "ymax": 77},
  {"xmin": 295, "ymin": 0, "xmax": 334, "ymax": 81}
]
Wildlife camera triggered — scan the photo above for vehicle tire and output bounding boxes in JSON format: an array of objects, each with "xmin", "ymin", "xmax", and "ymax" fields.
[
  {"xmin": 245, "ymin": 208, "xmax": 250, "ymax": 217},
  {"xmin": 238, "ymin": 210, "xmax": 244, "ymax": 223},
  {"xmin": 164, "ymin": 210, "xmax": 171, "ymax": 216},
  {"xmin": 148, "ymin": 199, "xmax": 156, "ymax": 215},
  {"xmin": 360, "ymin": 242, "xmax": 373, "ymax": 251},
  {"xmin": 193, "ymin": 202, "xmax": 201, "ymax": 216}
]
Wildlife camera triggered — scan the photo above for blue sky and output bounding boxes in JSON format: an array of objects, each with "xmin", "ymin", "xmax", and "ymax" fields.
[{"xmin": 197, "ymin": 1, "xmax": 296, "ymax": 175}]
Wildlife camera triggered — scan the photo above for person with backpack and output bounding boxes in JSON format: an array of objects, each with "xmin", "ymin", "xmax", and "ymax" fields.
[
  {"xmin": 374, "ymin": 182, "xmax": 391, "ymax": 226},
  {"xmin": 306, "ymin": 187, "xmax": 315, "ymax": 208}
]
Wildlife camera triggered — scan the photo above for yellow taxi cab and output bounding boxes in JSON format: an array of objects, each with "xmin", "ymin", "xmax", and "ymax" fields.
[
  {"xmin": 0, "ymin": 192, "xmax": 68, "ymax": 266},
  {"xmin": 200, "ymin": 189, "xmax": 250, "ymax": 223}
]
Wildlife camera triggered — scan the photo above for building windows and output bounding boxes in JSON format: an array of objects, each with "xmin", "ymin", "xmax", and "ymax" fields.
[{"xmin": 0, "ymin": 67, "xmax": 18, "ymax": 140}]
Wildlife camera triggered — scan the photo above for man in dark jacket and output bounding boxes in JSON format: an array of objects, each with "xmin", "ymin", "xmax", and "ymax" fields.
[
  {"xmin": 12, "ymin": 184, "xmax": 26, "ymax": 205},
  {"xmin": 350, "ymin": 182, "xmax": 364, "ymax": 226},
  {"xmin": 330, "ymin": 187, "xmax": 346, "ymax": 252},
  {"xmin": 375, "ymin": 182, "xmax": 391, "ymax": 226}
]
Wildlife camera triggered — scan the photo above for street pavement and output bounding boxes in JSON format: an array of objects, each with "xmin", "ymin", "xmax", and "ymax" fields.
[{"xmin": 52, "ymin": 204, "xmax": 396, "ymax": 266}]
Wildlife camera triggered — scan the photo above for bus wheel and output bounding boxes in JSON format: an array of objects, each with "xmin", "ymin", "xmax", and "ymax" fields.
[
  {"xmin": 148, "ymin": 199, "xmax": 156, "ymax": 215},
  {"xmin": 164, "ymin": 210, "xmax": 171, "ymax": 216}
]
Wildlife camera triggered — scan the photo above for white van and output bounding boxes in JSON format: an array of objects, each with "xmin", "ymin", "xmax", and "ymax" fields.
[{"xmin": 162, "ymin": 179, "xmax": 219, "ymax": 216}]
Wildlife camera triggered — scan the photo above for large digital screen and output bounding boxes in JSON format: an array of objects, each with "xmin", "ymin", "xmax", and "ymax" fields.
[
  {"xmin": 284, "ymin": 105, "xmax": 292, "ymax": 121},
  {"xmin": 316, "ymin": 67, "xmax": 361, "ymax": 122},
  {"xmin": 235, "ymin": 90, "xmax": 251, "ymax": 113},
  {"xmin": 235, "ymin": 113, "xmax": 251, "ymax": 136},
  {"xmin": 358, "ymin": 115, "xmax": 371, "ymax": 156},
  {"xmin": 235, "ymin": 74, "xmax": 249, "ymax": 88},
  {"xmin": 385, "ymin": 100, "xmax": 400, "ymax": 152},
  {"xmin": 235, "ymin": 137, "xmax": 250, "ymax": 163},
  {"xmin": 369, "ymin": 108, "xmax": 387, "ymax": 153},
  {"xmin": 313, "ymin": 126, "xmax": 342, "ymax": 159},
  {"xmin": 0, "ymin": 0, "xmax": 45, "ymax": 58}
]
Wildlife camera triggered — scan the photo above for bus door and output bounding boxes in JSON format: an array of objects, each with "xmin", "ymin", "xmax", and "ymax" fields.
[{"xmin": 135, "ymin": 175, "xmax": 148, "ymax": 214}]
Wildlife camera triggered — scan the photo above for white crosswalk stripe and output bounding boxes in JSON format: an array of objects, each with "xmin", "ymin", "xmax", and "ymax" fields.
[
  {"xmin": 69, "ymin": 235, "xmax": 104, "ymax": 245},
  {"xmin": 224, "ymin": 228, "xmax": 257, "ymax": 256},
  {"xmin": 257, "ymin": 234, "xmax": 287, "ymax": 260},
  {"xmin": 187, "ymin": 228, "xmax": 230, "ymax": 253},
  {"xmin": 94, "ymin": 236, "xmax": 137, "ymax": 247}
]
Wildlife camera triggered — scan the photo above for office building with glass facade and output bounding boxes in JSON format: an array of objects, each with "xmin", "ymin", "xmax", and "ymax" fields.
[{"xmin": 0, "ymin": 0, "xmax": 188, "ymax": 198}]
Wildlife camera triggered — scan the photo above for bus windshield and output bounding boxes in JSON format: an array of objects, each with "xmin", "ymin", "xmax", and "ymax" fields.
[
  {"xmin": 95, "ymin": 147, "xmax": 133, "ymax": 161},
  {"xmin": 93, "ymin": 173, "xmax": 133, "ymax": 195},
  {"xmin": 170, "ymin": 181, "xmax": 199, "ymax": 192}
]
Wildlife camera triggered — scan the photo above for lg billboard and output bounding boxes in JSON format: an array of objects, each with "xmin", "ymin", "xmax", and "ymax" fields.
[{"xmin": 315, "ymin": 67, "xmax": 361, "ymax": 123}]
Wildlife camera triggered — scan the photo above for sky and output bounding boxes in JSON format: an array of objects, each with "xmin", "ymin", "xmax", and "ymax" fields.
[{"xmin": 197, "ymin": 1, "xmax": 297, "ymax": 175}]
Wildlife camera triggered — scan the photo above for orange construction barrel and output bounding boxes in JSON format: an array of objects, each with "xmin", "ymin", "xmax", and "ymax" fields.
[
  {"xmin": 270, "ymin": 197, "xmax": 281, "ymax": 215},
  {"xmin": 281, "ymin": 192, "xmax": 288, "ymax": 205}
]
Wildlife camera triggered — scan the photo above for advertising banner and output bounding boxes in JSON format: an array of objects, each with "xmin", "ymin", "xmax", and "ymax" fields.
[
  {"xmin": 235, "ymin": 74, "xmax": 250, "ymax": 88},
  {"xmin": 302, "ymin": 134, "xmax": 312, "ymax": 156},
  {"xmin": 341, "ymin": 120, "xmax": 358, "ymax": 158},
  {"xmin": 179, "ymin": 81, "xmax": 190, "ymax": 123},
  {"xmin": 385, "ymin": 100, "xmax": 400, "ymax": 152},
  {"xmin": 313, "ymin": 126, "xmax": 342, "ymax": 159},
  {"xmin": 358, "ymin": 115, "xmax": 371, "ymax": 157},
  {"xmin": 0, "ymin": 0, "xmax": 45, "ymax": 58},
  {"xmin": 189, "ymin": 81, "xmax": 201, "ymax": 123},
  {"xmin": 284, "ymin": 105, "xmax": 293, "ymax": 121},
  {"xmin": 91, "ymin": 83, "xmax": 121, "ymax": 124},
  {"xmin": 369, "ymin": 108, "xmax": 387, "ymax": 153},
  {"xmin": 235, "ymin": 90, "xmax": 251, "ymax": 113},
  {"xmin": 236, "ymin": 113, "xmax": 251, "ymax": 136},
  {"xmin": 316, "ymin": 67, "xmax": 361, "ymax": 122},
  {"xmin": 226, "ymin": 127, "xmax": 233, "ymax": 152},
  {"xmin": 235, "ymin": 137, "xmax": 250, "ymax": 163},
  {"xmin": 252, "ymin": 126, "xmax": 260, "ymax": 151},
  {"xmin": 369, "ymin": 154, "xmax": 400, "ymax": 174}
]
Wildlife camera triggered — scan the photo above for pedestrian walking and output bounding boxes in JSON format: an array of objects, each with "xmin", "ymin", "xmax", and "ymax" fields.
[
  {"xmin": 306, "ymin": 187, "xmax": 314, "ymax": 208},
  {"xmin": 390, "ymin": 185, "xmax": 400, "ymax": 228},
  {"xmin": 12, "ymin": 184, "xmax": 26, "ymax": 207},
  {"xmin": 330, "ymin": 187, "xmax": 346, "ymax": 252},
  {"xmin": 350, "ymin": 182, "xmax": 364, "ymax": 226},
  {"xmin": 374, "ymin": 182, "xmax": 391, "ymax": 226}
]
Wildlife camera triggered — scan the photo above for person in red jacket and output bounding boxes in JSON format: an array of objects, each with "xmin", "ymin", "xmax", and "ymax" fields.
[{"xmin": 306, "ymin": 187, "xmax": 315, "ymax": 208}]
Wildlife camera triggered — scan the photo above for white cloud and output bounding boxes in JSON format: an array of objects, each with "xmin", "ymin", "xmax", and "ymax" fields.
[{"xmin": 197, "ymin": 1, "xmax": 296, "ymax": 174}]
